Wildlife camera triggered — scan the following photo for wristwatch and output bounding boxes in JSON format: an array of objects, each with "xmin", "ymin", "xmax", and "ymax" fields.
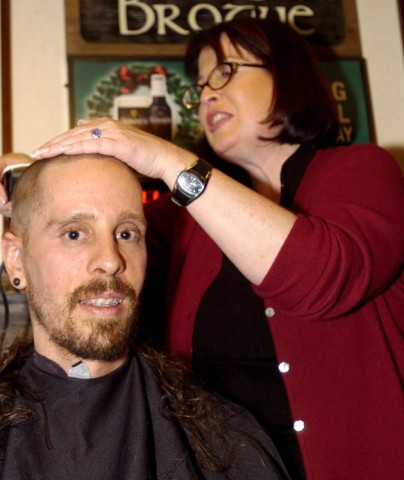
[{"xmin": 171, "ymin": 158, "xmax": 212, "ymax": 207}]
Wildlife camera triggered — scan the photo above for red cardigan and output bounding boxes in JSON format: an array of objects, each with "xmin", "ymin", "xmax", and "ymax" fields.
[{"xmin": 145, "ymin": 144, "xmax": 404, "ymax": 480}]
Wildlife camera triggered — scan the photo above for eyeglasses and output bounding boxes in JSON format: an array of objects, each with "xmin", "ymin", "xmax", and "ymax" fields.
[{"xmin": 182, "ymin": 62, "xmax": 266, "ymax": 110}]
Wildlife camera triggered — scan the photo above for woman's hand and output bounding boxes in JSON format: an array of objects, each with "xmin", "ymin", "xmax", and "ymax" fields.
[
  {"xmin": 31, "ymin": 118, "xmax": 195, "ymax": 188},
  {"xmin": 0, "ymin": 153, "xmax": 32, "ymax": 217}
]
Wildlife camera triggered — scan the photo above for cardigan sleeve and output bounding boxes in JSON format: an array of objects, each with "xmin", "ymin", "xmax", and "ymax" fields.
[{"xmin": 254, "ymin": 144, "xmax": 404, "ymax": 319}]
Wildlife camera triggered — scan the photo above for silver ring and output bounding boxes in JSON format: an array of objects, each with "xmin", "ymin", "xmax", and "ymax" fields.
[{"xmin": 91, "ymin": 128, "xmax": 102, "ymax": 139}]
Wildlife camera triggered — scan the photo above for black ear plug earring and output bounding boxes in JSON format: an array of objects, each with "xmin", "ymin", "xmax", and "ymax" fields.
[{"xmin": 13, "ymin": 278, "xmax": 20, "ymax": 287}]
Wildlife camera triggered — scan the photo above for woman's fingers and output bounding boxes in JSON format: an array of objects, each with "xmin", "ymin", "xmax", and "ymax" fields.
[
  {"xmin": 30, "ymin": 117, "xmax": 189, "ymax": 183},
  {"xmin": 31, "ymin": 117, "xmax": 111, "ymax": 155},
  {"xmin": 31, "ymin": 118, "xmax": 115, "ymax": 159}
]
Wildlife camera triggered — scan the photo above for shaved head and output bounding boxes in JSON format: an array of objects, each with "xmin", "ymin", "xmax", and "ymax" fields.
[{"xmin": 10, "ymin": 154, "xmax": 139, "ymax": 242}]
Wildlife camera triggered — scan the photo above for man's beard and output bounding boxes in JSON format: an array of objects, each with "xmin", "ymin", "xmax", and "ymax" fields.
[{"xmin": 27, "ymin": 277, "xmax": 139, "ymax": 362}]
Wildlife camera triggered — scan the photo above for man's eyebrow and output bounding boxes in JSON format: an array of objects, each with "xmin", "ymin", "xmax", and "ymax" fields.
[
  {"xmin": 44, "ymin": 212, "xmax": 146, "ymax": 229},
  {"xmin": 44, "ymin": 213, "xmax": 97, "ymax": 230},
  {"xmin": 117, "ymin": 211, "xmax": 147, "ymax": 229}
]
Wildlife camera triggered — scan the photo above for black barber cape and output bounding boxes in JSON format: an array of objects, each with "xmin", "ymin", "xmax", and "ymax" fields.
[{"xmin": 0, "ymin": 352, "xmax": 290, "ymax": 479}]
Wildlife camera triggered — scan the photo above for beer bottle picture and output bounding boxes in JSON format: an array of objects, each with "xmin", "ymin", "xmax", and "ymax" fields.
[
  {"xmin": 112, "ymin": 95, "xmax": 150, "ymax": 132},
  {"xmin": 149, "ymin": 74, "xmax": 172, "ymax": 140}
]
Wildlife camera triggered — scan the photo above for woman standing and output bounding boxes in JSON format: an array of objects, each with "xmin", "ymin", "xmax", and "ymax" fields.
[{"xmin": 29, "ymin": 18, "xmax": 404, "ymax": 480}]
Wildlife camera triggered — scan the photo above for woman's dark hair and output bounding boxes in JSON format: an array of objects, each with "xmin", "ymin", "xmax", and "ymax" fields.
[{"xmin": 185, "ymin": 17, "xmax": 339, "ymax": 147}]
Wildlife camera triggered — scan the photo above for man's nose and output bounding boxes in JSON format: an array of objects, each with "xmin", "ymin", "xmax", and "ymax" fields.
[{"xmin": 89, "ymin": 235, "xmax": 125, "ymax": 277}]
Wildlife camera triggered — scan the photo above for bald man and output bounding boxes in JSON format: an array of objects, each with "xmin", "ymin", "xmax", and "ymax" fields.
[{"xmin": 0, "ymin": 154, "xmax": 289, "ymax": 479}]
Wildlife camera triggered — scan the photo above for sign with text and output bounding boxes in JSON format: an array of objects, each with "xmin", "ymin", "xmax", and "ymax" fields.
[
  {"xmin": 66, "ymin": 0, "xmax": 361, "ymax": 57},
  {"xmin": 80, "ymin": 0, "xmax": 344, "ymax": 44}
]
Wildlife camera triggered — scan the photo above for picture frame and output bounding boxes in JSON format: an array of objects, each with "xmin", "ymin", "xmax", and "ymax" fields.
[
  {"xmin": 1, "ymin": 0, "xmax": 12, "ymax": 153},
  {"xmin": 65, "ymin": 0, "xmax": 362, "ymax": 58},
  {"xmin": 69, "ymin": 57, "xmax": 201, "ymax": 150},
  {"xmin": 69, "ymin": 57, "xmax": 374, "ymax": 148},
  {"xmin": 320, "ymin": 58, "xmax": 375, "ymax": 144},
  {"xmin": 399, "ymin": 0, "xmax": 404, "ymax": 51}
]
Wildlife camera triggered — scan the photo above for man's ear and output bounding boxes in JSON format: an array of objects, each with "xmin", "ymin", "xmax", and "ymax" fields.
[{"xmin": 1, "ymin": 231, "xmax": 27, "ymax": 289}]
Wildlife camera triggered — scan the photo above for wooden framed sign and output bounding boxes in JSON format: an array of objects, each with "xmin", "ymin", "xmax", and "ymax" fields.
[
  {"xmin": 1, "ymin": 0, "xmax": 12, "ymax": 153},
  {"xmin": 65, "ymin": 0, "xmax": 361, "ymax": 58},
  {"xmin": 399, "ymin": 0, "xmax": 404, "ymax": 52},
  {"xmin": 66, "ymin": 0, "xmax": 370, "ymax": 149}
]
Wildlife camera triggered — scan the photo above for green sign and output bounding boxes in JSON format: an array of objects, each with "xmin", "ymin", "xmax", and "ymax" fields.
[{"xmin": 71, "ymin": 57, "xmax": 373, "ymax": 148}]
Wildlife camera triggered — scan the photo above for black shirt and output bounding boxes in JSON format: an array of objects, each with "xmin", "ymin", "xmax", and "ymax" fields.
[{"xmin": 193, "ymin": 145, "xmax": 316, "ymax": 480}]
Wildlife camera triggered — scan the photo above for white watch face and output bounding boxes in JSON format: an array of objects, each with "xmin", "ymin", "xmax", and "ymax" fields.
[{"xmin": 178, "ymin": 172, "xmax": 204, "ymax": 196}]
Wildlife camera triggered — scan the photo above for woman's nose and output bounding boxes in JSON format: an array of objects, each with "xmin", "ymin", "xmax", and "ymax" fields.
[{"xmin": 199, "ymin": 84, "xmax": 220, "ymax": 105}]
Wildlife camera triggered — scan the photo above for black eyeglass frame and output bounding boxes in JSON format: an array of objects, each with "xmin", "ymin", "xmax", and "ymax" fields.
[{"xmin": 182, "ymin": 61, "xmax": 266, "ymax": 110}]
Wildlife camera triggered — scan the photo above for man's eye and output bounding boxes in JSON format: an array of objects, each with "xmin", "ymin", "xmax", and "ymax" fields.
[
  {"xmin": 65, "ymin": 230, "xmax": 82, "ymax": 240},
  {"xmin": 116, "ymin": 230, "xmax": 137, "ymax": 241}
]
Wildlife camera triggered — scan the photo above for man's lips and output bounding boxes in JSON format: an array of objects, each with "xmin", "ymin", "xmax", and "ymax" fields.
[
  {"xmin": 79, "ymin": 298, "xmax": 123, "ymax": 307},
  {"xmin": 78, "ymin": 292, "xmax": 124, "ymax": 308}
]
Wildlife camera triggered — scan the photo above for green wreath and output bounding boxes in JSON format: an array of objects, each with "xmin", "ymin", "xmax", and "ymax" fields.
[{"xmin": 86, "ymin": 63, "xmax": 202, "ymax": 150}]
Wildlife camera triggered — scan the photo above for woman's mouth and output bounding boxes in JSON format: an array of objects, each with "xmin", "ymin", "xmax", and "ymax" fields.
[{"xmin": 207, "ymin": 111, "xmax": 232, "ymax": 131}]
